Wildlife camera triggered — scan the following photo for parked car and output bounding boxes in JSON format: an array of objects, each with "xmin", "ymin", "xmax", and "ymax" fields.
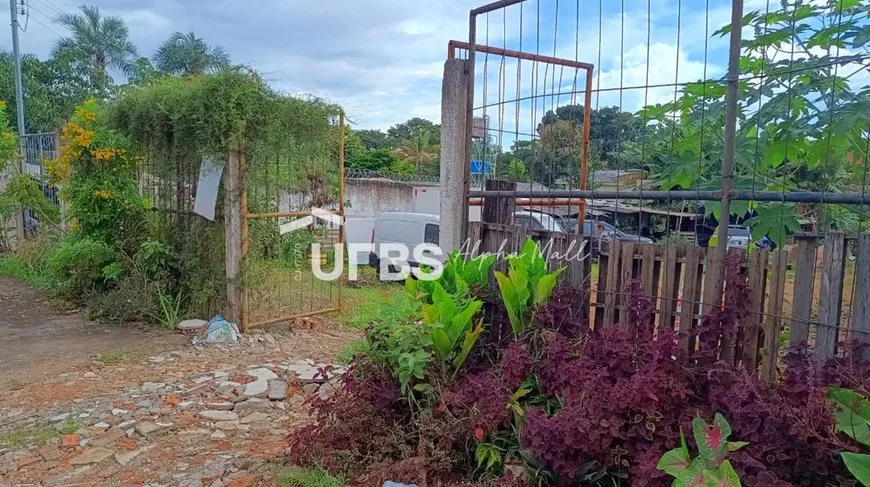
[
  {"xmin": 708, "ymin": 225, "xmax": 752, "ymax": 249},
  {"xmin": 513, "ymin": 210, "xmax": 566, "ymax": 232},
  {"xmin": 564, "ymin": 218, "xmax": 654, "ymax": 244},
  {"xmin": 368, "ymin": 212, "xmax": 442, "ymax": 272}
]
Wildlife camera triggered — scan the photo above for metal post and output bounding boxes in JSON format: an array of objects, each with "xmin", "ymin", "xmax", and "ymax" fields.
[
  {"xmin": 9, "ymin": 0, "xmax": 24, "ymax": 136},
  {"xmin": 338, "ymin": 110, "xmax": 345, "ymax": 311},
  {"xmin": 462, "ymin": 12, "xmax": 476, "ymax": 245},
  {"xmin": 711, "ymin": 0, "xmax": 744, "ymax": 307},
  {"xmin": 578, "ymin": 68, "xmax": 593, "ymax": 234}
]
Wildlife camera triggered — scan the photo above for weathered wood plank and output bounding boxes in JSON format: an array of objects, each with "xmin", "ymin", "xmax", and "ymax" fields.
[
  {"xmin": 467, "ymin": 221, "xmax": 483, "ymax": 259},
  {"xmin": 720, "ymin": 249, "xmax": 745, "ymax": 367},
  {"xmin": 817, "ymin": 233, "xmax": 847, "ymax": 358},
  {"xmin": 659, "ymin": 246, "xmax": 681, "ymax": 330},
  {"xmin": 679, "ymin": 247, "xmax": 703, "ymax": 351},
  {"xmin": 641, "ymin": 244, "xmax": 657, "ymax": 297},
  {"xmin": 702, "ymin": 249, "xmax": 724, "ymax": 316},
  {"xmin": 594, "ymin": 247, "xmax": 609, "ymax": 330},
  {"xmin": 620, "ymin": 242, "xmax": 636, "ymax": 287},
  {"xmin": 602, "ymin": 240, "xmax": 621, "ymax": 327},
  {"xmin": 853, "ymin": 235, "xmax": 870, "ymax": 360},
  {"xmin": 789, "ymin": 235, "xmax": 819, "ymax": 345},
  {"xmin": 741, "ymin": 249, "xmax": 768, "ymax": 370},
  {"xmin": 761, "ymin": 249, "xmax": 788, "ymax": 382},
  {"xmin": 482, "ymin": 179, "xmax": 516, "ymax": 224},
  {"xmin": 619, "ymin": 242, "xmax": 637, "ymax": 329}
]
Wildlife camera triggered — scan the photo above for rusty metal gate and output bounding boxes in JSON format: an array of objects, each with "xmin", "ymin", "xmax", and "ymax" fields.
[{"xmin": 240, "ymin": 113, "xmax": 346, "ymax": 330}]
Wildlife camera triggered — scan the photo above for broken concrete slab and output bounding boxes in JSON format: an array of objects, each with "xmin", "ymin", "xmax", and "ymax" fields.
[
  {"xmin": 267, "ymin": 380, "xmax": 287, "ymax": 400},
  {"xmin": 114, "ymin": 447, "xmax": 145, "ymax": 466},
  {"xmin": 199, "ymin": 410, "xmax": 239, "ymax": 422},
  {"xmin": 69, "ymin": 447, "xmax": 114, "ymax": 465}
]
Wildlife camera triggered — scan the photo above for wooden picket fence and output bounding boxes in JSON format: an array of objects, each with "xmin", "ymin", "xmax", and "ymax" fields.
[{"xmin": 468, "ymin": 221, "xmax": 870, "ymax": 381}]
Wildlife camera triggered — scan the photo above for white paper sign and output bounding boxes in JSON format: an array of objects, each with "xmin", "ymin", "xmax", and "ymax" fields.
[{"xmin": 194, "ymin": 157, "xmax": 223, "ymax": 221}]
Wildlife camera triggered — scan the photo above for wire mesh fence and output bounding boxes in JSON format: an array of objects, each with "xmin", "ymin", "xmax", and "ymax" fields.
[
  {"xmin": 136, "ymin": 148, "xmax": 227, "ymax": 318},
  {"xmin": 242, "ymin": 114, "xmax": 346, "ymax": 328},
  {"xmin": 18, "ymin": 132, "xmax": 60, "ymax": 236},
  {"xmin": 457, "ymin": 0, "xmax": 870, "ymax": 365}
]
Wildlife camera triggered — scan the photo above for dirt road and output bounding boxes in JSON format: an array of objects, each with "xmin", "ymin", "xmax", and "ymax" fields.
[
  {"xmin": 0, "ymin": 277, "xmax": 186, "ymax": 385},
  {"xmin": 0, "ymin": 278, "xmax": 360, "ymax": 486}
]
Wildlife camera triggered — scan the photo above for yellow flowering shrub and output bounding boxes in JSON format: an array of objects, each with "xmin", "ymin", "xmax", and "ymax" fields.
[
  {"xmin": 50, "ymin": 99, "xmax": 145, "ymax": 242},
  {"xmin": 0, "ymin": 101, "xmax": 19, "ymax": 173}
]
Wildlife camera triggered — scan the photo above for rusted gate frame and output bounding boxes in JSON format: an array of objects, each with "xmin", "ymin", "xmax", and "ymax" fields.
[
  {"xmin": 240, "ymin": 112, "xmax": 346, "ymax": 331},
  {"xmin": 452, "ymin": 0, "xmax": 595, "ymax": 237}
]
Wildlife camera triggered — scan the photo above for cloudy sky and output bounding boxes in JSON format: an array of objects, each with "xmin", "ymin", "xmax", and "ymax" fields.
[{"xmin": 3, "ymin": 0, "xmax": 766, "ymax": 132}]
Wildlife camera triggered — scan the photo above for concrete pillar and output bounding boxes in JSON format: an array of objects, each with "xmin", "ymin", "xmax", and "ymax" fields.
[
  {"xmin": 439, "ymin": 59, "xmax": 469, "ymax": 253},
  {"xmin": 224, "ymin": 148, "xmax": 243, "ymax": 324}
]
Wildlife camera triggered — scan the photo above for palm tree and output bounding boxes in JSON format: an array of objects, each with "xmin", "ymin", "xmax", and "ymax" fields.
[
  {"xmin": 390, "ymin": 130, "xmax": 439, "ymax": 174},
  {"xmin": 53, "ymin": 5, "xmax": 138, "ymax": 81},
  {"xmin": 153, "ymin": 32, "xmax": 230, "ymax": 76}
]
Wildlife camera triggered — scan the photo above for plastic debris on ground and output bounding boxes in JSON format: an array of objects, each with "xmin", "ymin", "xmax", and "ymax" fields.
[
  {"xmin": 192, "ymin": 315, "xmax": 240, "ymax": 346},
  {"xmin": 383, "ymin": 483, "xmax": 419, "ymax": 487}
]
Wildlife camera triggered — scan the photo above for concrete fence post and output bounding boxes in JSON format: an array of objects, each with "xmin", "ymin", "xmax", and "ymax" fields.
[
  {"xmin": 439, "ymin": 58, "xmax": 469, "ymax": 254},
  {"xmin": 224, "ymin": 147, "xmax": 243, "ymax": 324}
]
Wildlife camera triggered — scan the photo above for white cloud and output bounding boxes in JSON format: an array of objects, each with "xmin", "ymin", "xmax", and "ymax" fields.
[{"xmin": 2, "ymin": 0, "xmax": 741, "ymax": 134}]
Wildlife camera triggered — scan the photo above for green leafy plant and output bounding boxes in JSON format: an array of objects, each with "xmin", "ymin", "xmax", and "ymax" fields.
[
  {"xmin": 397, "ymin": 350, "xmax": 431, "ymax": 395},
  {"xmin": 476, "ymin": 441, "xmax": 503, "ymax": 472},
  {"xmin": 153, "ymin": 286, "xmax": 183, "ymax": 329},
  {"xmin": 275, "ymin": 465, "xmax": 343, "ymax": 487},
  {"xmin": 406, "ymin": 251, "xmax": 494, "ymax": 302},
  {"xmin": 420, "ymin": 281, "xmax": 483, "ymax": 378},
  {"xmin": 45, "ymin": 237, "xmax": 118, "ymax": 299},
  {"xmin": 494, "ymin": 238, "xmax": 565, "ymax": 336},
  {"xmin": 657, "ymin": 413, "xmax": 746, "ymax": 486},
  {"xmin": 137, "ymin": 240, "xmax": 176, "ymax": 279},
  {"xmin": 828, "ymin": 387, "xmax": 870, "ymax": 485}
]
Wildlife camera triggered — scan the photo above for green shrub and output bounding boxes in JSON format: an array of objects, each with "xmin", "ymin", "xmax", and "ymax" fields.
[
  {"xmin": 87, "ymin": 270, "xmax": 156, "ymax": 324},
  {"xmin": 46, "ymin": 237, "xmax": 118, "ymax": 299},
  {"xmin": 275, "ymin": 465, "xmax": 343, "ymax": 487},
  {"xmin": 494, "ymin": 238, "xmax": 565, "ymax": 336},
  {"xmin": 0, "ymin": 232, "xmax": 61, "ymax": 289},
  {"xmin": 137, "ymin": 240, "xmax": 177, "ymax": 280}
]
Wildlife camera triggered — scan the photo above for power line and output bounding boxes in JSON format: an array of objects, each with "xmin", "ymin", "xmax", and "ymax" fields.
[
  {"xmin": 31, "ymin": 0, "xmax": 61, "ymax": 17},
  {"xmin": 26, "ymin": 12, "xmax": 64, "ymax": 39},
  {"xmin": 26, "ymin": 2, "xmax": 63, "ymax": 30}
]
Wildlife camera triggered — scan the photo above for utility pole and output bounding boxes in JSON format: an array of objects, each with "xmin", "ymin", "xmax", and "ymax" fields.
[{"xmin": 9, "ymin": 0, "xmax": 24, "ymax": 136}]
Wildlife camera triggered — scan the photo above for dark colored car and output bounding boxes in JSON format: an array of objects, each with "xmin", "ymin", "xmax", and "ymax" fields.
[{"xmin": 563, "ymin": 219, "xmax": 654, "ymax": 244}]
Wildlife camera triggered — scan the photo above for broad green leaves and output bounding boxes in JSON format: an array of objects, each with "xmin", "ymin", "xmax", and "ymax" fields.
[
  {"xmin": 495, "ymin": 238, "xmax": 566, "ymax": 337},
  {"xmin": 828, "ymin": 388, "xmax": 870, "ymax": 446},
  {"xmin": 828, "ymin": 387, "xmax": 870, "ymax": 485},
  {"xmin": 694, "ymin": 413, "xmax": 732, "ymax": 463},
  {"xmin": 841, "ymin": 452, "xmax": 870, "ymax": 485},
  {"xmin": 643, "ymin": 0, "xmax": 870, "ymax": 240},
  {"xmin": 748, "ymin": 204, "xmax": 803, "ymax": 247},
  {"xmin": 421, "ymin": 281, "xmax": 483, "ymax": 367},
  {"xmin": 658, "ymin": 414, "xmax": 744, "ymax": 487}
]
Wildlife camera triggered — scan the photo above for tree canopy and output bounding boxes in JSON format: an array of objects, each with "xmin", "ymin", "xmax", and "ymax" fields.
[
  {"xmin": 53, "ymin": 5, "xmax": 138, "ymax": 84},
  {"xmin": 153, "ymin": 31, "xmax": 230, "ymax": 76}
]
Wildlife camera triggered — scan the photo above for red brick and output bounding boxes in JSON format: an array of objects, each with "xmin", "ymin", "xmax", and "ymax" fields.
[
  {"xmin": 60, "ymin": 434, "xmax": 81, "ymax": 448},
  {"xmin": 225, "ymin": 474, "xmax": 255, "ymax": 487}
]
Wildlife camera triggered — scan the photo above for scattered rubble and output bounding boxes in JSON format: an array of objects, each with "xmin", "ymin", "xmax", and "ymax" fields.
[{"xmin": 0, "ymin": 328, "xmax": 351, "ymax": 487}]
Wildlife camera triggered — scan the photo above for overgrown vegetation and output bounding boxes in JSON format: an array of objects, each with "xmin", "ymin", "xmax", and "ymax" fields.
[
  {"xmin": 286, "ymin": 243, "xmax": 869, "ymax": 486},
  {"xmin": 0, "ymin": 69, "xmax": 342, "ymax": 326}
]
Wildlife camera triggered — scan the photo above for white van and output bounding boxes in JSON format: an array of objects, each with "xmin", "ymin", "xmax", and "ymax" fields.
[{"xmin": 368, "ymin": 212, "xmax": 441, "ymax": 269}]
